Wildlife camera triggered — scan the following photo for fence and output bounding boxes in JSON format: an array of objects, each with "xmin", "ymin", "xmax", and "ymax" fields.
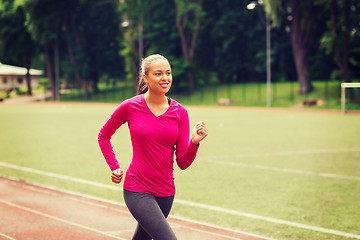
[
  {"xmin": 171, "ymin": 80, "xmax": 348, "ymax": 108},
  {"xmin": 59, "ymin": 80, "xmax": 360, "ymax": 110}
]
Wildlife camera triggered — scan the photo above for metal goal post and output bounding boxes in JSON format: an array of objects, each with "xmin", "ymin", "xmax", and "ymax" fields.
[{"xmin": 341, "ymin": 82, "xmax": 360, "ymax": 114}]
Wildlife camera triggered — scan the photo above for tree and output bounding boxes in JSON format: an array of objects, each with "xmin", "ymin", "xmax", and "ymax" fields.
[
  {"xmin": 25, "ymin": 0, "xmax": 63, "ymax": 100},
  {"xmin": 175, "ymin": 0, "xmax": 203, "ymax": 93},
  {"xmin": 0, "ymin": 5, "xmax": 37, "ymax": 95},
  {"xmin": 83, "ymin": 0, "xmax": 124, "ymax": 93},
  {"xmin": 264, "ymin": 0, "xmax": 320, "ymax": 94},
  {"xmin": 120, "ymin": 0, "xmax": 144, "ymax": 90},
  {"xmin": 26, "ymin": 0, "xmax": 124, "ymax": 100},
  {"xmin": 61, "ymin": 0, "xmax": 124, "ymax": 97},
  {"xmin": 320, "ymin": 0, "xmax": 360, "ymax": 100},
  {"xmin": 123, "ymin": 0, "xmax": 190, "ymax": 92},
  {"xmin": 196, "ymin": 0, "xmax": 288, "ymax": 85},
  {"xmin": 60, "ymin": 0, "xmax": 90, "ymax": 99},
  {"xmin": 217, "ymin": 0, "xmax": 269, "ymax": 83}
]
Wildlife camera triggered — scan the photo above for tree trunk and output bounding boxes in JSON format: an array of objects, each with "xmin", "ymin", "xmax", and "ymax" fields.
[
  {"xmin": 91, "ymin": 72, "xmax": 99, "ymax": 93},
  {"xmin": 122, "ymin": 7, "xmax": 142, "ymax": 92},
  {"xmin": 44, "ymin": 42, "xmax": 55, "ymax": 101},
  {"xmin": 129, "ymin": 34, "xmax": 140, "ymax": 91},
  {"xmin": 175, "ymin": 0, "xmax": 202, "ymax": 93},
  {"xmin": 291, "ymin": 37, "xmax": 313, "ymax": 94},
  {"xmin": 290, "ymin": 0, "xmax": 314, "ymax": 95},
  {"xmin": 186, "ymin": 68, "xmax": 195, "ymax": 93},
  {"xmin": 64, "ymin": 23, "xmax": 89, "ymax": 100},
  {"xmin": 82, "ymin": 78, "xmax": 89, "ymax": 100},
  {"xmin": 25, "ymin": 66, "xmax": 32, "ymax": 96},
  {"xmin": 92, "ymin": 79, "xmax": 99, "ymax": 93}
]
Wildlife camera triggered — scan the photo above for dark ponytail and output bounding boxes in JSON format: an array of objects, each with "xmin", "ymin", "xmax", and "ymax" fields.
[
  {"xmin": 137, "ymin": 76, "xmax": 148, "ymax": 95},
  {"xmin": 136, "ymin": 54, "xmax": 170, "ymax": 95}
]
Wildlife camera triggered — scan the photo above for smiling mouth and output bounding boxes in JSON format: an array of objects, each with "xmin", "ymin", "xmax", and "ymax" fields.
[{"xmin": 160, "ymin": 83, "xmax": 169, "ymax": 88}]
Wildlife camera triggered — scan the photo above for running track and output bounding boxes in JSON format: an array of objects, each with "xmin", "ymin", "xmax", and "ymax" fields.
[{"xmin": 0, "ymin": 177, "xmax": 271, "ymax": 240}]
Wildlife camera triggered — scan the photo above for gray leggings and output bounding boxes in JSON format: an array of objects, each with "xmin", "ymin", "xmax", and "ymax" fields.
[{"xmin": 123, "ymin": 190, "xmax": 177, "ymax": 240}]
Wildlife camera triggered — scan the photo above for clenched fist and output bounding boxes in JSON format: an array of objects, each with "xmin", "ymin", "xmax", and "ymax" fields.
[{"xmin": 111, "ymin": 169, "xmax": 124, "ymax": 184}]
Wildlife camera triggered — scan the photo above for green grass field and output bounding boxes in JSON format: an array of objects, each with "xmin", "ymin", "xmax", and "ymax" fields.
[{"xmin": 1, "ymin": 103, "xmax": 360, "ymax": 240}]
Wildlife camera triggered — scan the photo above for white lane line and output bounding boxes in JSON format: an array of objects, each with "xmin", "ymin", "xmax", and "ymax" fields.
[
  {"xmin": 201, "ymin": 159, "xmax": 360, "ymax": 181},
  {"xmin": 105, "ymin": 230, "xmax": 134, "ymax": 235},
  {"xmin": 22, "ymin": 181, "xmax": 261, "ymax": 240},
  {"xmin": 175, "ymin": 199, "xmax": 360, "ymax": 240},
  {"xmin": 0, "ymin": 200, "xmax": 126, "ymax": 240},
  {"xmin": 0, "ymin": 162, "xmax": 122, "ymax": 192},
  {"xmin": 182, "ymin": 226, "xmax": 247, "ymax": 240},
  {"xmin": 20, "ymin": 183, "xmax": 131, "ymax": 215},
  {"xmin": 0, "ymin": 233, "xmax": 16, "ymax": 240},
  {"xmin": 198, "ymin": 147, "xmax": 360, "ymax": 161},
  {"xmin": 170, "ymin": 216, "xmax": 277, "ymax": 240},
  {"xmin": 2, "ymin": 162, "xmax": 359, "ymax": 239}
]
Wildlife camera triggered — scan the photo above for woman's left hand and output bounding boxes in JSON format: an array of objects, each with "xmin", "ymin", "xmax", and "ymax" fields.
[{"xmin": 192, "ymin": 121, "xmax": 208, "ymax": 146}]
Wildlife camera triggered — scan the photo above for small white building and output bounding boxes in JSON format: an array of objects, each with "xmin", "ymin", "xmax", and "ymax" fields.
[{"xmin": 0, "ymin": 63, "xmax": 44, "ymax": 90}]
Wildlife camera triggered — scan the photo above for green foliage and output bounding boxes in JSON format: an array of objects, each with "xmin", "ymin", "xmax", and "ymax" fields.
[
  {"xmin": 0, "ymin": 0, "xmax": 359, "ymax": 96},
  {"xmin": 141, "ymin": 0, "xmax": 179, "ymax": 56},
  {"xmin": 25, "ymin": 0, "xmax": 124, "ymax": 90},
  {"xmin": 263, "ymin": 0, "xmax": 282, "ymax": 26},
  {"xmin": 175, "ymin": 0, "xmax": 204, "ymax": 31},
  {"xmin": 79, "ymin": 0, "xmax": 125, "ymax": 82},
  {"xmin": 25, "ymin": 0, "xmax": 63, "ymax": 44},
  {"xmin": 0, "ymin": 4, "xmax": 37, "ymax": 66},
  {"xmin": 198, "ymin": 0, "xmax": 259, "ymax": 83},
  {"xmin": 318, "ymin": 0, "xmax": 360, "ymax": 80},
  {"xmin": 0, "ymin": 90, "xmax": 7, "ymax": 99},
  {"xmin": 0, "ymin": 0, "xmax": 15, "ymax": 13}
]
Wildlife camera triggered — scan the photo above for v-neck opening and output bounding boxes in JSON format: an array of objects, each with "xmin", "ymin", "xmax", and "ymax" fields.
[{"xmin": 142, "ymin": 94, "xmax": 171, "ymax": 118}]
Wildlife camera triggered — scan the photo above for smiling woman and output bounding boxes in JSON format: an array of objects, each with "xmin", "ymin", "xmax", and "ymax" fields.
[
  {"xmin": 98, "ymin": 54, "xmax": 208, "ymax": 240},
  {"xmin": 139, "ymin": 54, "xmax": 173, "ymax": 116},
  {"xmin": 141, "ymin": 55, "xmax": 172, "ymax": 95},
  {"xmin": 137, "ymin": 54, "xmax": 172, "ymax": 95}
]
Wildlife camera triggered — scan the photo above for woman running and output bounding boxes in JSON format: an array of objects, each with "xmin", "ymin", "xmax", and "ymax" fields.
[{"xmin": 98, "ymin": 54, "xmax": 208, "ymax": 240}]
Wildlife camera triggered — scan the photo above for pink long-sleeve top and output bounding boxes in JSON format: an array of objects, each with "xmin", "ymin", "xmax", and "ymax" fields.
[{"xmin": 98, "ymin": 94, "xmax": 199, "ymax": 197}]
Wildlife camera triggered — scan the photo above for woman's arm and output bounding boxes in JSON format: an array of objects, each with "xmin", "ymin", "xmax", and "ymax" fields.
[
  {"xmin": 175, "ymin": 108, "xmax": 208, "ymax": 170},
  {"xmin": 98, "ymin": 103, "xmax": 128, "ymax": 171}
]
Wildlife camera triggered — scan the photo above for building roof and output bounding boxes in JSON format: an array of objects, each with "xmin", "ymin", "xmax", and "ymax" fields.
[{"xmin": 0, "ymin": 63, "xmax": 43, "ymax": 76}]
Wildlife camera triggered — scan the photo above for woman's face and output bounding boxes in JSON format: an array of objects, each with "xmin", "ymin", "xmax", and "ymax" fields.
[{"xmin": 143, "ymin": 59, "xmax": 172, "ymax": 94}]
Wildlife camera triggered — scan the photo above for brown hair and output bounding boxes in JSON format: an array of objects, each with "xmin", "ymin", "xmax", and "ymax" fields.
[{"xmin": 137, "ymin": 54, "xmax": 170, "ymax": 95}]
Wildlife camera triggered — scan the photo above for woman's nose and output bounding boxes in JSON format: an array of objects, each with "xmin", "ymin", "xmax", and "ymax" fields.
[{"xmin": 161, "ymin": 73, "xmax": 169, "ymax": 80}]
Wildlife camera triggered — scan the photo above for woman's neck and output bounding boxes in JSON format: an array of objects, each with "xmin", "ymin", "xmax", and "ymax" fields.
[{"xmin": 144, "ymin": 91, "xmax": 167, "ymax": 106}]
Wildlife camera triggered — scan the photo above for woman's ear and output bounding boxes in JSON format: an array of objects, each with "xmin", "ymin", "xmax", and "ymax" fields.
[{"xmin": 142, "ymin": 74, "xmax": 148, "ymax": 84}]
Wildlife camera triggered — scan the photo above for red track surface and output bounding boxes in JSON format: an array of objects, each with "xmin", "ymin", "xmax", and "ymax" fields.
[{"xmin": 0, "ymin": 177, "xmax": 270, "ymax": 240}]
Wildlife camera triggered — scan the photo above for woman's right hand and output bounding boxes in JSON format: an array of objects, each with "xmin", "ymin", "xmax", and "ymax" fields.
[{"xmin": 111, "ymin": 169, "xmax": 124, "ymax": 184}]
